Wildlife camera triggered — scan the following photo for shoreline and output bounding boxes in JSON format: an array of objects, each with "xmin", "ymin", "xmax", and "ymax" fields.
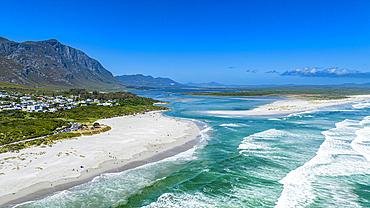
[
  {"xmin": 0, "ymin": 112, "xmax": 201, "ymax": 207},
  {"xmin": 206, "ymin": 95, "xmax": 370, "ymax": 116}
]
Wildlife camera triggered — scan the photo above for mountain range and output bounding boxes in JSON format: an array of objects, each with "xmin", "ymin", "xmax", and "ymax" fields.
[
  {"xmin": 0, "ymin": 37, "xmax": 193, "ymax": 90},
  {"xmin": 0, "ymin": 37, "xmax": 122, "ymax": 89}
]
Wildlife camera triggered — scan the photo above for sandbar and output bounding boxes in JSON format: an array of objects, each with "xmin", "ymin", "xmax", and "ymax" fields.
[
  {"xmin": 206, "ymin": 95, "xmax": 370, "ymax": 116},
  {"xmin": 0, "ymin": 111, "xmax": 200, "ymax": 207}
]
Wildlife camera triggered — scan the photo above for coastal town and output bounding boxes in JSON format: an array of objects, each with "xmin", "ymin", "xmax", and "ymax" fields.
[
  {"xmin": 0, "ymin": 91, "xmax": 119, "ymax": 113},
  {"xmin": 0, "ymin": 90, "xmax": 120, "ymax": 148}
]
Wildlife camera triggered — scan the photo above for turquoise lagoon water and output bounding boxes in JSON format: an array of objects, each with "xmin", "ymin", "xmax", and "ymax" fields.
[{"xmin": 17, "ymin": 91, "xmax": 370, "ymax": 207}]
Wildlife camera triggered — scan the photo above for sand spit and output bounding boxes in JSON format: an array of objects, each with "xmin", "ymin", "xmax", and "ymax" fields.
[
  {"xmin": 207, "ymin": 95, "xmax": 370, "ymax": 116},
  {"xmin": 0, "ymin": 111, "xmax": 200, "ymax": 207}
]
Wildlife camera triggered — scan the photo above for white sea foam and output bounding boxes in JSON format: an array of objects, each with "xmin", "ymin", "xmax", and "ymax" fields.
[
  {"xmin": 324, "ymin": 109, "xmax": 358, "ymax": 112},
  {"xmin": 352, "ymin": 126, "xmax": 370, "ymax": 161},
  {"xmin": 209, "ymin": 114, "xmax": 235, "ymax": 118},
  {"xmin": 352, "ymin": 100, "xmax": 370, "ymax": 109},
  {"xmin": 359, "ymin": 116, "xmax": 370, "ymax": 126},
  {"xmin": 12, "ymin": 200, "xmax": 35, "ymax": 208},
  {"xmin": 287, "ymin": 109, "xmax": 318, "ymax": 117},
  {"xmin": 144, "ymin": 191, "xmax": 238, "ymax": 208},
  {"xmin": 219, "ymin": 123, "xmax": 249, "ymax": 127},
  {"xmin": 224, "ymin": 127, "xmax": 238, "ymax": 132},
  {"xmin": 238, "ymin": 129, "xmax": 294, "ymax": 154},
  {"xmin": 144, "ymin": 192, "xmax": 214, "ymax": 208},
  {"xmin": 164, "ymin": 126, "xmax": 211, "ymax": 163},
  {"xmin": 239, "ymin": 129, "xmax": 293, "ymax": 142},
  {"xmin": 238, "ymin": 143, "xmax": 265, "ymax": 150},
  {"xmin": 276, "ymin": 117, "xmax": 370, "ymax": 208}
]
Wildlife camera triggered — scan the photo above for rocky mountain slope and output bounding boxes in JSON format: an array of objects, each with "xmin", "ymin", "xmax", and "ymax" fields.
[{"xmin": 0, "ymin": 37, "xmax": 122, "ymax": 89}]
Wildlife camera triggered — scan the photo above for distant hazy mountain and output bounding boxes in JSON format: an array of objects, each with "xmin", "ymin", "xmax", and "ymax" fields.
[
  {"xmin": 185, "ymin": 82, "xmax": 227, "ymax": 88},
  {"xmin": 185, "ymin": 82, "xmax": 292, "ymax": 89},
  {"xmin": 116, "ymin": 74, "xmax": 186, "ymax": 89},
  {"xmin": 337, "ymin": 82, "xmax": 370, "ymax": 87},
  {"xmin": 0, "ymin": 37, "xmax": 122, "ymax": 89}
]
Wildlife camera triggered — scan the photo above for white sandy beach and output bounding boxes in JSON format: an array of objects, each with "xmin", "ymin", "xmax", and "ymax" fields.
[
  {"xmin": 207, "ymin": 95, "xmax": 370, "ymax": 116},
  {"xmin": 0, "ymin": 112, "xmax": 200, "ymax": 206}
]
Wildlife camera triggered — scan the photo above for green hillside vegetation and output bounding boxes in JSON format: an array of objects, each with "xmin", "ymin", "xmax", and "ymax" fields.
[
  {"xmin": 0, "ymin": 118, "xmax": 69, "ymax": 145},
  {"xmin": 66, "ymin": 88, "xmax": 149, "ymax": 102},
  {"xmin": 31, "ymin": 98, "xmax": 166, "ymax": 123}
]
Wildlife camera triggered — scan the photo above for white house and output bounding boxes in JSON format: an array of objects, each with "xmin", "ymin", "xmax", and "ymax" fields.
[
  {"xmin": 27, "ymin": 105, "xmax": 42, "ymax": 111},
  {"xmin": 48, "ymin": 108, "xmax": 58, "ymax": 112}
]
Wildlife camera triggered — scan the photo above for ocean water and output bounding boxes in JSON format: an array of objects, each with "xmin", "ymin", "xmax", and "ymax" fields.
[{"xmin": 16, "ymin": 91, "xmax": 370, "ymax": 207}]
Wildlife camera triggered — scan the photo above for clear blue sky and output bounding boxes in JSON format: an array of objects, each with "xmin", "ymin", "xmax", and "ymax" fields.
[{"xmin": 1, "ymin": 0, "xmax": 369, "ymax": 85}]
